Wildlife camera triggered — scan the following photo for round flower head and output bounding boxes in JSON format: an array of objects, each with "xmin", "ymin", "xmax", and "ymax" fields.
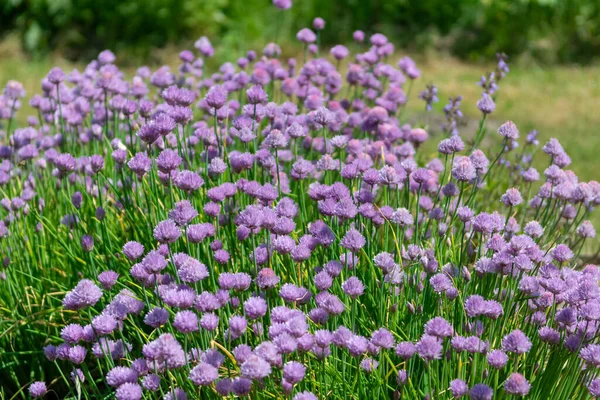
[
  {"xmin": 342, "ymin": 276, "xmax": 364, "ymax": 299},
  {"xmin": 498, "ymin": 120, "xmax": 519, "ymax": 140},
  {"xmin": 416, "ymin": 334, "xmax": 443, "ymax": 362},
  {"xmin": 580, "ymin": 344, "xmax": 600, "ymax": 366},
  {"xmin": 200, "ymin": 313, "xmax": 219, "ymax": 331},
  {"xmin": 296, "ymin": 28, "xmax": 317, "ymax": 44},
  {"xmin": 115, "ymin": 382, "xmax": 143, "ymax": 400},
  {"xmin": 144, "ymin": 307, "xmax": 170, "ymax": 328},
  {"xmin": 189, "ymin": 362, "xmax": 219, "ymax": 386},
  {"xmin": 92, "ymin": 313, "xmax": 117, "ymax": 335},
  {"xmin": 424, "ymin": 317, "xmax": 454, "ymax": 338},
  {"xmin": 106, "ymin": 366, "xmax": 138, "ymax": 387},
  {"xmin": 123, "ymin": 241, "xmax": 144, "ymax": 261},
  {"xmin": 29, "ymin": 381, "xmax": 47, "ymax": 398},
  {"xmin": 577, "ymin": 220, "xmax": 596, "ymax": 238},
  {"xmin": 273, "ymin": 0, "xmax": 292, "ymax": 10},
  {"xmin": 61, "ymin": 324, "xmax": 84, "ymax": 343},
  {"xmin": 340, "ymin": 228, "xmax": 365, "ymax": 252},
  {"xmin": 153, "ymin": 219, "xmax": 181, "ymax": 243},
  {"xmin": 256, "ymin": 268, "xmax": 280, "ymax": 289},
  {"xmin": 294, "ymin": 392, "xmax": 318, "ymax": 400},
  {"xmin": 551, "ymin": 244, "xmax": 573, "ymax": 263},
  {"xmin": 283, "ymin": 360, "xmax": 306, "ymax": 384},
  {"xmin": 244, "ymin": 296, "xmax": 268, "ymax": 319},
  {"xmin": 360, "ymin": 357, "xmax": 379, "ymax": 373},
  {"xmin": 371, "ymin": 327, "xmax": 395, "ymax": 349},
  {"xmin": 173, "ymin": 310, "xmax": 199, "ymax": 333},
  {"xmin": 502, "ymin": 330, "xmax": 531, "ymax": 354},
  {"xmin": 449, "ymin": 379, "xmax": 468, "ymax": 398},
  {"xmin": 469, "ymin": 384, "xmax": 493, "ymax": 400},
  {"xmin": 63, "ymin": 279, "xmax": 103, "ymax": 310},
  {"xmin": 98, "ymin": 270, "xmax": 119, "ymax": 290},
  {"xmin": 501, "ymin": 188, "xmax": 523, "ymax": 206},
  {"xmin": 247, "ymin": 85, "xmax": 268, "ymax": 105},
  {"xmin": 241, "ymin": 354, "xmax": 271, "ymax": 380},
  {"xmin": 524, "ymin": 221, "xmax": 544, "ymax": 238},
  {"xmin": 395, "ymin": 341, "xmax": 416, "ymax": 359},
  {"xmin": 205, "ymin": 85, "xmax": 228, "ymax": 109},
  {"xmin": 452, "ymin": 156, "xmax": 476, "ymax": 182},
  {"xmin": 588, "ymin": 379, "xmax": 600, "ymax": 397},
  {"xmin": 504, "ymin": 373, "xmax": 531, "ymax": 396},
  {"xmin": 313, "ymin": 17, "xmax": 325, "ymax": 30},
  {"xmin": 486, "ymin": 349, "xmax": 508, "ymax": 369},
  {"xmin": 396, "ymin": 369, "xmax": 408, "ymax": 386},
  {"xmin": 477, "ymin": 93, "xmax": 496, "ymax": 114},
  {"xmin": 174, "ymin": 170, "xmax": 204, "ymax": 192}
]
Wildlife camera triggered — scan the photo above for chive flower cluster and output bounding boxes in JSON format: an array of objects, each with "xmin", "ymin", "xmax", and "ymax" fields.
[{"xmin": 1, "ymin": 2, "xmax": 599, "ymax": 399}]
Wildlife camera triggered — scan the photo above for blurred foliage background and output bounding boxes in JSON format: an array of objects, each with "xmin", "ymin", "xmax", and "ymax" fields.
[{"xmin": 1, "ymin": 0, "xmax": 599, "ymax": 63}]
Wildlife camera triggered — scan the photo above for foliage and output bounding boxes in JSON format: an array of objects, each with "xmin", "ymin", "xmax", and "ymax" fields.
[{"xmin": 1, "ymin": 0, "xmax": 600, "ymax": 63}]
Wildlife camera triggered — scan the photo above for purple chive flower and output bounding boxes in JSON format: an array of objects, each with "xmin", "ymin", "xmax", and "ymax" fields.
[
  {"xmin": 360, "ymin": 357, "xmax": 379, "ymax": 373},
  {"xmin": 498, "ymin": 120, "xmax": 519, "ymax": 140},
  {"xmin": 143, "ymin": 333, "xmax": 186, "ymax": 369},
  {"xmin": 504, "ymin": 373, "xmax": 531, "ymax": 396},
  {"xmin": 92, "ymin": 313, "xmax": 117, "ymax": 335},
  {"xmin": 189, "ymin": 362, "xmax": 219, "ymax": 386},
  {"xmin": 142, "ymin": 374, "xmax": 161, "ymax": 392},
  {"xmin": 123, "ymin": 241, "xmax": 144, "ymax": 261},
  {"xmin": 273, "ymin": 0, "xmax": 292, "ymax": 9},
  {"xmin": 416, "ymin": 334, "xmax": 443, "ymax": 362},
  {"xmin": 106, "ymin": 366, "xmax": 138, "ymax": 387},
  {"xmin": 449, "ymin": 379, "xmax": 468, "ymax": 398},
  {"xmin": 538, "ymin": 327, "xmax": 560, "ymax": 344},
  {"xmin": 551, "ymin": 244, "xmax": 574, "ymax": 263},
  {"xmin": 63, "ymin": 279, "xmax": 103, "ymax": 310},
  {"xmin": 580, "ymin": 344, "xmax": 600, "ymax": 366},
  {"xmin": 283, "ymin": 361, "xmax": 306, "ymax": 384},
  {"xmin": 205, "ymin": 85, "xmax": 228, "ymax": 109},
  {"xmin": 296, "ymin": 28, "xmax": 317, "ymax": 44},
  {"xmin": 469, "ymin": 384, "xmax": 493, "ymax": 400},
  {"xmin": 588, "ymin": 379, "xmax": 600, "ymax": 397},
  {"xmin": 452, "ymin": 156, "xmax": 476, "ymax": 182},
  {"xmin": 371, "ymin": 328, "xmax": 395, "ymax": 349},
  {"xmin": 502, "ymin": 330, "xmax": 532, "ymax": 354},
  {"xmin": 395, "ymin": 342, "xmax": 416, "ymax": 359},
  {"xmin": 244, "ymin": 296, "xmax": 268, "ymax": 319},
  {"xmin": 61, "ymin": 324, "xmax": 84, "ymax": 343},
  {"xmin": 173, "ymin": 310, "xmax": 199, "ymax": 333},
  {"xmin": 241, "ymin": 354, "xmax": 271, "ymax": 380},
  {"xmin": 115, "ymin": 383, "xmax": 143, "ymax": 400},
  {"xmin": 340, "ymin": 228, "xmax": 366, "ymax": 252},
  {"xmin": 256, "ymin": 268, "xmax": 280, "ymax": 289},
  {"xmin": 29, "ymin": 382, "xmax": 47, "ymax": 398},
  {"xmin": 501, "ymin": 188, "xmax": 523, "ymax": 206},
  {"xmin": 200, "ymin": 313, "xmax": 219, "ymax": 331},
  {"xmin": 174, "ymin": 170, "xmax": 204, "ymax": 192},
  {"xmin": 144, "ymin": 307, "xmax": 170, "ymax": 328},
  {"xmin": 342, "ymin": 276, "xmax": 365, "ymax": 299},
  {"xmin": 98, "ymin": 270, "xmax": 119, "ymax": 290},
  {"xmin": 476, "ymin": 93, "xmax": 496, "ymax": 114},
  {"xmin": 247, "ymin": 85, "xmax": 268, "ymax": 105},
  {"xmin": 486, "ymin": 349, "xmax": 508, "ymax": 369},
  {"xmin": 153, "ymin": 219, "xmax": 181, "ymax": 243},
  {"xmin": 424, "ymin": 317, "xmax": 454, "ymax": 338},
  {"xmin": 169, "ymin": 200, "xmax": 198, "ymax": 226}
]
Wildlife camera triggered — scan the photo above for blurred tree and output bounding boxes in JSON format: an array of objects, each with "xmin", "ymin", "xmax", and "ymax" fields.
[{"xmin": 0, "ymin": 0, "xmax": 599, "ymax": 63}]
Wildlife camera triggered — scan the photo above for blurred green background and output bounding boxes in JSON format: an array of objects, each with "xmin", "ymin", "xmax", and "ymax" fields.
[
  {"xmin": 1, "ymin": 0, "xmax": 599, "ymax": 63},
  {"xmin": 0, "ymin": 0, "xmax": 599, "ymax": 252}
]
